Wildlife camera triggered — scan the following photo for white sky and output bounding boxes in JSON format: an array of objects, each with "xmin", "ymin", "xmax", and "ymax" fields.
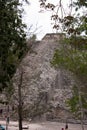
[{"xmin": 23, "ymin": 0, "xmax": 71, "ymax": 40}]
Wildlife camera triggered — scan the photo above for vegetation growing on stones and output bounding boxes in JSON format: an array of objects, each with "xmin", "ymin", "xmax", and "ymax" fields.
[{"xmin": 40, "ymin": 0, "xmax": 87, "ymax": 129}]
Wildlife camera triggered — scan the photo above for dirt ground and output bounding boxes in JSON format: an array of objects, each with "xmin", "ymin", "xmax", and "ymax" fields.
[{"xmin": 0, "ymin": 120, "xmax": 87, "ymax": 130}]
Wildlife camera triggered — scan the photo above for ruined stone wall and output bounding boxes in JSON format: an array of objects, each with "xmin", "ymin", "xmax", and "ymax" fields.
[
  {"xmin": 42, "ymin": 33, "xmax": 65, "ymax": 41},
  {"xmin": 12, "ymin": 33, "xmax": 74, "ymax": 120}
]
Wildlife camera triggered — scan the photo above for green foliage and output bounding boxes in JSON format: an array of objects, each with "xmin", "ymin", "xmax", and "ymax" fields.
[
  {"xmin": 51, "ymin": 0, "xmax": 87, "ymax": 120},
  {"xmin": 51, "ymin": 19, "xmax": 87, "ymax": 118},
  {"xmin": 79, "ymin": 16, "xmax": 87, "ymax": 35},
  {"xmin": 30, "ymin": 34, "xmax": 37, "ymax": 41},
  {"xmin": 40, "ymin": 0, "xmax": 87, "ymax": 122},
  {"xmin": 0, "ymin": 0, "xmax": 28, "ymax": 91},
  {"xmin": 67, "ymin": 86, "xmax": 79, "ymax": 108},
  {"xmin": 66, "ymin": 86, "xmax": 87, "ymax": 118},
  {"xmin": 74, "ymin": 0, "xmax": 87, "ymax": 8},
  {"xmin": 52, "ymin": 36, "xmax": 87, "ymax": 83}
]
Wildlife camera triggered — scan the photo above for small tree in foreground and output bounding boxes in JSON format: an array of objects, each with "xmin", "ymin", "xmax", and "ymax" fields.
[
  {"xmin": 51, "ymin": 35, "xmax": 87, "ymax": 130},
  {"xmin": 39, "ymin": 2, "xmax": 87, "ymax": 129},
  {"xmin": 66, "ymin": 86, "xmax": 87, "ymax": 124}
]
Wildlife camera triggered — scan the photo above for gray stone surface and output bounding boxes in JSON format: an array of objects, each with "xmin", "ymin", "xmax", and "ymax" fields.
[{"xmin": 12, "ymin": 33, "xmax": 75, "ymax": 119}]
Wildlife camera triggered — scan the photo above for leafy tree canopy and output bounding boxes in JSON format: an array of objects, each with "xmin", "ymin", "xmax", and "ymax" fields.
[
  {"xmin": 0, "ymin": 0, "xmax": 28, "ymax": 92},
  {"xmin": 66, "ymin": 86, "xmax": 87, "ymax": 119},
  {"xmin": 39, "ymin": 0, "xmax": 87, "ymax": 122},
  {"xmin": 39, "ymin": 0, "xmax": 87, "ymax": 87}
]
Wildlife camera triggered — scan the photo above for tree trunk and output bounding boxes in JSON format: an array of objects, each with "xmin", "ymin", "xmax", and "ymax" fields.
[
  {"xmin": 79, "ymin": 91, "xmax": 84, "ymax": 130},
  {"xmin": 18, "ymin": 71, "xmax": 23, "ymax": 130}
]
